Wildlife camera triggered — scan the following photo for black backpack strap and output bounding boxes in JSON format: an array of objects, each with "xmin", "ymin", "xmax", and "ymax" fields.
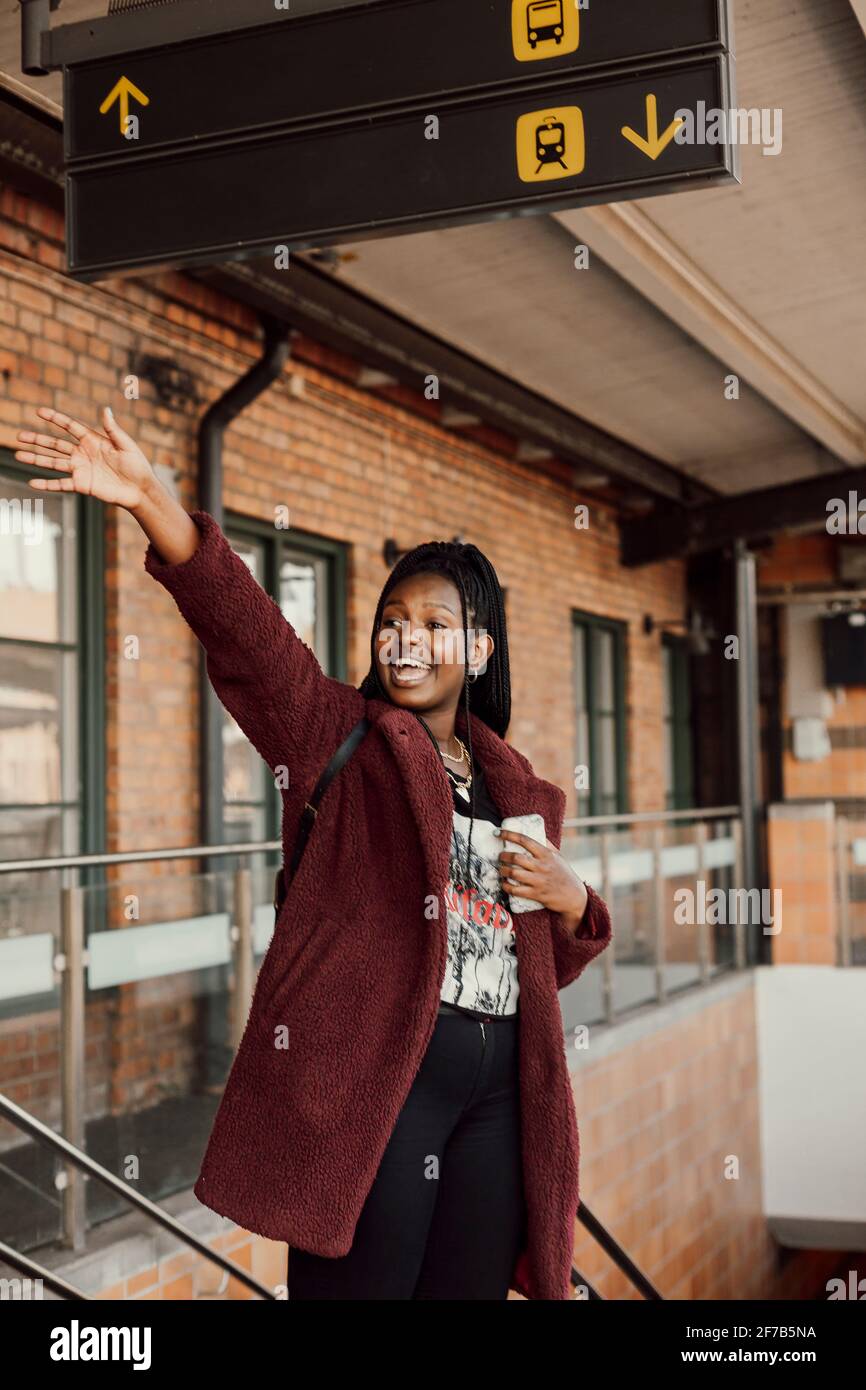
[{"xmin": 274, "ymin": 716, "xmax": 371, "ymax": 911}]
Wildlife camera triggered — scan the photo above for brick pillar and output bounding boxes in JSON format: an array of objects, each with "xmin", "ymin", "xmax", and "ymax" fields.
[{"xmin": 766, "ymin": 802, "xmax": 837, "ymax": 964}]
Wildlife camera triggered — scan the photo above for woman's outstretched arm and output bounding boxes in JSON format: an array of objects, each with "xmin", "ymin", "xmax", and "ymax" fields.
[{"xmin": 16, "ymin": 404, "xmax": 363, "ymax": 781}]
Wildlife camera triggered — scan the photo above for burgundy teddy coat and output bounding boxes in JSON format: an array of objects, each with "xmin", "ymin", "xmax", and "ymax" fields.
[{"xmin": 145, "ymin": 511, "xmax": 613, "ymax": 1300}]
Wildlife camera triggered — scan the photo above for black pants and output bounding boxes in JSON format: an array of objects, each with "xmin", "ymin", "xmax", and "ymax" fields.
[{"xmin": 287, "ymin": 1007, "xmax": 526, "ymax": 1300}]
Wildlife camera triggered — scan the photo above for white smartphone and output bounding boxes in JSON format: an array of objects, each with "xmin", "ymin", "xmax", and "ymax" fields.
[{"xmin": 500, "ymin": 812, "xmax": 547, "ymax": 913}]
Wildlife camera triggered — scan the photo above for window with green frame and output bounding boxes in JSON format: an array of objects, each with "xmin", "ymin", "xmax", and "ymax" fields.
[
  {"xmin": 0, "ymin": 451, "xmax": 105, "ymax": 988},
  {"xmin": 223, "ymin": 516, "xmax": 347, "ymax": 846},
  {"xmin": 572, "ymin": 610, "xmax": 627, "ymax": 819},
  {"xmin": 662, "ymin": 634, "xmax": 694, "ymax": 810}
]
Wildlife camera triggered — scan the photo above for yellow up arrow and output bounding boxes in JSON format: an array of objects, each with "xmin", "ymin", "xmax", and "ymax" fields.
[
  {"xmin": 621, "ymin": 94, "xmax": 684, "ymax": 160},
  {"xmin": 99, "ymin": 76, "xmax": 149, "ymax": 135}
]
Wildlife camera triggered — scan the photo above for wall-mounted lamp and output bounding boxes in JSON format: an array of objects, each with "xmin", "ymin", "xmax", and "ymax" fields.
[
  {"xmin": 643, "ymin": 609, "xmax": 716, "ymax": 656},
  {"xmin": 128, "ymin": 352, "xmax": 199, "ymax": 410}
]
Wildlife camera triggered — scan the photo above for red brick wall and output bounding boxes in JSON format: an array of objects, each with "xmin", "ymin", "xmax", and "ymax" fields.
[
  {"xmin": 0, "ymin": 181, "xmax": 687, "ymax": 840},
  {"xmin": 573, "ymin": 981, "xmax": 835, "ymax": 1300}
]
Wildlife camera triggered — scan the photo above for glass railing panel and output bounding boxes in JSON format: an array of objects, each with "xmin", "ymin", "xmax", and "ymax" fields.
[
  {"xmin": 0, "ymin": 882, "xmax": 65, "ymax": 1254},
  {"xmin": 80, "ymin": 869, "xmax": 239, "ymax": 1234},
  {"xmin": 561, "ymin": 816, "xmax": 740, "ymax": 1023},
  {"xmin": 845, "ymin": 820, "xmax": 866, "ymax": 965}
]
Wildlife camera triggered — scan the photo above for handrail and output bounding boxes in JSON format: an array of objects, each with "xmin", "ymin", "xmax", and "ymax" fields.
[
  {"xmin": 0, "ymin": 1240, "xmax": 91, "ymax": 1301},
  {"xmin": 0, "ymin": 1094, "xmax": 659, "ymax": 1302},
  {"xmin": 577, "ymin": 1203, "xmax": 663, "ymax": 1299},
  {"xmin": 563, "ymin": 805, "xmax": 739, "ymax": 829},
  {"xmin": 0, "ymin": 810, "xmax": 740, "ymax": 874},
  {"xmin": 570, "ymin": 1264, "xmax": 603, "ymax": 1299},
  {"xmin": 0, "ymin": 1092, "xmax": 277, "ymax": 1300},
  {"xmin": 0, "ymin": 839, "xmax": 282, "ymax": 875}
]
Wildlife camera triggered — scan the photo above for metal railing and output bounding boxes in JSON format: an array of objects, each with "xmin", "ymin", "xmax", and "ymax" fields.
[
  {"xmin": 0, "ymin": 1079, "xmax": 660, "ymax": 1299},
  {"xmin": 0, "ymin": 818, "xmax": 732, "ymax": 1299},
  {"xmin": 834, "ymin": 814, "xmax": 866, "ymax": 968},
  {"xmin": 0, "ymin": 838, "xmax": 279, "ymax": 1252},
  {"xmin": 0, "ymin": 1091, "xmax": 276, "ymax": 1300},
  {"xmin": 560, "ymin": 805, "xmax": 744, "ymax": 1024}
]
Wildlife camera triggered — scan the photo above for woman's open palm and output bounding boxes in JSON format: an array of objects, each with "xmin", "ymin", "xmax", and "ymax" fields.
[{"xmin": 16, "ymin": 405, "xmax": 154, "ymax": 511}]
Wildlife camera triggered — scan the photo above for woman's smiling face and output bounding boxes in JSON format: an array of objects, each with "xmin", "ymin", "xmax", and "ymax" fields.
[{"xmin": 374, "ymin": 571, "xmax": 493, "ymax": 716}]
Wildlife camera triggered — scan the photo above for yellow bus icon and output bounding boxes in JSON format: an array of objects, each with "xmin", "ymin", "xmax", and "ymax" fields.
[
  {"xmin": 512, "ymin": 0, "xmax": 579, "ymax": 62},
  {"xmin": 516, "ymin": 107, "xmax": 585, "ymax": 182}
]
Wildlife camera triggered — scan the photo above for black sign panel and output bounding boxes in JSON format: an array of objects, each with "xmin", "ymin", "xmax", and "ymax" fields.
[
  {"xmin": 65, "ymin": 0, "xmax": 730, "ymax": 161},
  {"xmin": 68, "ymin": 56, "xmax": 737, "ymax": 279}
]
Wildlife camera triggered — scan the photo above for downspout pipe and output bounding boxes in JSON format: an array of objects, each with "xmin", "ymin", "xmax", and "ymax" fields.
[{"xmin": 197, "ymin": 313, "xmax": 293, "ymax": 852}]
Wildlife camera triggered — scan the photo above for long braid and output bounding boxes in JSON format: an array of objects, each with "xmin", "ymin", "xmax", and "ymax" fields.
[{"xmin": 455, "ymin": 571, "xmax": 475, "ymax": 888}]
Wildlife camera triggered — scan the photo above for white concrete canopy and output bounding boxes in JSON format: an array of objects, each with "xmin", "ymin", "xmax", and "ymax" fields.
[{"xmin": 1, "ymin": 0, "xmax": 864, "ymax": 501}]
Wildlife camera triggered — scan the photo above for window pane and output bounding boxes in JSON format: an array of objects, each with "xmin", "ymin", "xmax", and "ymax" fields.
[
  {"xmin": 223, "ymin": 717, "xmax": 266, "ymax": 805},
  {"xmin": 573, "ymin": 625, "xmax": 590, "ymax": 814},
  {"xmin": 663, "ymin": 716, "xmax": 674, "ymax": 808},
  {"xmin": 231, "ymin": 537, "xmax": 262, "ymax": 582},
  {"xmin": 595, "ymin": 629, "xmax": 615, "ymax": 711},
  {"xmin": 575, "ymin": 710, "xmax": 590, "ymax": 772},
  {"xmin": 280, "ymin": 550, "xmax": 330, "ymax": 672},
  {"xmin": 0, "ymin": 481, "xmax": 76, "ymax": 643},
  {"xmin": 223, "ymin": 802, "xmax": 266, "ymax": 844},
  {"xmin": 573, "ymin": 625, "xmax": 587, "ymax": 713},
  {"xmin": 0, "ymin": 805, "xmax": 64, "ymax": 862},
  {"xmin": 678, "ymin": 649, "xmax": 691, "ymax": 720},
  {"xmin": 574, "ymin": 618, "xmax": 624, "ymax": 818},
  {"xmin": 662, "ymin": 643, "xmax": 673, "ymax": 718},
  {"xmin": 223, "ymin": 536, "xmax": 266, "ymax": 807},
  {"xmin": 598, "ymin": 714, "xmax": 617, "ymax": 800},
  {"xmin": 0, "ymin": 644, "xmax": 67, "ymax": 805},
  {"xmin": 223, "ymin": 531, "xmax": 335, "ymax": 837}
]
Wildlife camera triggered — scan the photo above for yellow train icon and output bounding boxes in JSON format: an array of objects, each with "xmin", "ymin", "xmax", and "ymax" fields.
[
  {"xmin": 516, "ymin": 106, "xmax": 585, "ymax": 182},
  {"xmin": 535, "ymin": 117, "xmax": 567, "ymax": 170}
]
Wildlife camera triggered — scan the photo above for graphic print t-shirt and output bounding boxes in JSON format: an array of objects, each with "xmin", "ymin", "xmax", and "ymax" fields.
[{"xmin": 440, "ymin": 760, "xmax": 519, "ymax": 1017}]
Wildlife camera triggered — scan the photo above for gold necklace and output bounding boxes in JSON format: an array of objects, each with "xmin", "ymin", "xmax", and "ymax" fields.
[{"xmin": 440, "ymin": 735, "xmax": 472, "ymax": 791}]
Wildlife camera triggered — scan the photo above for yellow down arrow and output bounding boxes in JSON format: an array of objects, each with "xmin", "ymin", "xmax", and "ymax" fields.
[
  {"xmin": 621, "ymin": 94, "xmax": 684, "ymax": 160},
  {"xmin": 99, "ymin": 76, "xmax": 149, "ymax": 135}
]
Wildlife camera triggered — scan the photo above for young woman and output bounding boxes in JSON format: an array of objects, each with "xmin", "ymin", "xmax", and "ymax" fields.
[{"xmin": 17, "ymin": 403, "xmax": 613, "ymax": 1301}]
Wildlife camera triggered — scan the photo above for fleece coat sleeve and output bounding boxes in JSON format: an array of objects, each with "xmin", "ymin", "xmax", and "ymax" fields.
[
  {"xmin": 550, "ymin": 883, "xmax": 613, "ymax": 991},
  {"xmin": 143, "ymin": 509, "xmax": 363, "ymax": 787}
]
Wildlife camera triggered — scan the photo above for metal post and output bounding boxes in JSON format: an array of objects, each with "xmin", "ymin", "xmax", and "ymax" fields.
[
  {"xmin": 231, "ymin": 867, "xmax": 254, "ymax": 1049},
  {"xmin": 695, "ymin": 820, "xmax": 710, "ymax": 985},
  {"xmin": 735, "ymin": 539, "xmax": 763, "ymax": 901},
  {"xmin": 600, "ymin": 831, "xmax": 614, "ymax": 1024},
  {"xmin": 652, "ymin": 826, "xmax": 666, "ymax": 1003},
  {"xmin": 836, "ymin": 816, "xmax": 851, "ymax": 969},
  {"xmin": 732, "ymin": 817, "xmax": 746, "ymax": 970},
  {"xmin": 59, "ymin": 884, "xmax": 86, "ymax": 1251}
]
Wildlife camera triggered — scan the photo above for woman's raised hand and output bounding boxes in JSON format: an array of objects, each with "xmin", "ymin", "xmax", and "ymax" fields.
[
  {"xmin": 16, "ymin": 405, "xmax": 156, "ymax": 511},
  {"xmin": 17, "ymin": 403, "xmax": 201, "ymax": 565}
]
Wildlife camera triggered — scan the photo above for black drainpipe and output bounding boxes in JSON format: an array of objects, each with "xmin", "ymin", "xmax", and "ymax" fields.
[{"xmin": 197, "ymin": 313, "xmax": 293, "ymax": 854}]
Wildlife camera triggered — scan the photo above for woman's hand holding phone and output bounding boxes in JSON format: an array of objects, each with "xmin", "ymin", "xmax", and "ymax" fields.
[{"xmin": 498, "ymin": 823, "xmax": 589, "ymax": 926}]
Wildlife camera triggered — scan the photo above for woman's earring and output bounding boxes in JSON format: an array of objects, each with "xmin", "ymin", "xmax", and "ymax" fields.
[{"xmin": 468, "ymin": 668, "xmax": 479, "ymax": 682}]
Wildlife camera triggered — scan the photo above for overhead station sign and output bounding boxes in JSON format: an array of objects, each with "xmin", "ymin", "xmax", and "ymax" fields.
[{"xmin": 59, "ymin": 0, "xmax": 738, "ymax": 280}]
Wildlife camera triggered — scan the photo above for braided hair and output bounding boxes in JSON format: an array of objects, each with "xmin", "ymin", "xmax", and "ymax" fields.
[{"xmin": 358, "ymin": 540, "xmax": 511, "ymax": 889}]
